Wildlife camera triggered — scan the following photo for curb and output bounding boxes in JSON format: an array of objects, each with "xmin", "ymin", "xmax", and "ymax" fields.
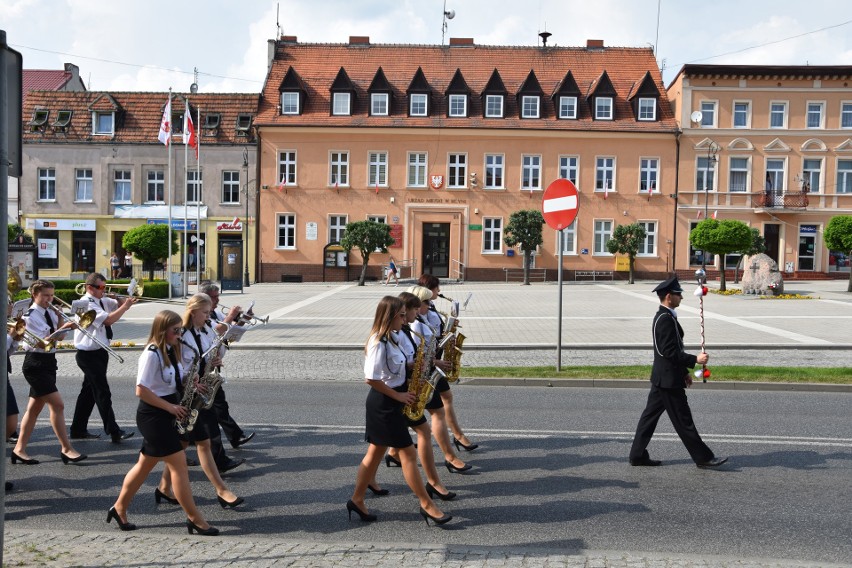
[{"xmin": 460, "ymin": 377, "xmax": 852, "ymax": 393}]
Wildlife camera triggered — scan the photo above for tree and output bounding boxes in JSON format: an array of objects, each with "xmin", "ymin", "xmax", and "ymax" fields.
[
  {"xmin": 122, "ymin": 224, "xmax": 179, "ymax": 281},
  {"xmin": 340, "ymin": 220, "xmax": 395, "ymax": 286},
  {"xmin": 689, "ymin": 219, "xmax": 752, "ymax": 292},
  {"xmin": 733, "ymin": 227, "xmax": 767, "ymax": 284},
  {"xmin": 605, "ymin": 223, "xmax": 646, "ymax": 284},
  {"xmin": 824, "ymin": 215, "xmax": 852, "ymax": 292},
  {"xmin": 503, "ymin": 209, "xmax": 544, "ymax": 285},
  {"xmin": 7, "ymin": 223, "xmax": 33, "ymax": 244}
]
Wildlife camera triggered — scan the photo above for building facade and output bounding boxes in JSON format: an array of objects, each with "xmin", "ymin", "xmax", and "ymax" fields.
[
  {"xmin": 20, "ymin": 91, "xmax": 259, "ymax": 284},
  {"xmin": 254, "ymin": 37, "xmax": 680, "ymax": 282}
]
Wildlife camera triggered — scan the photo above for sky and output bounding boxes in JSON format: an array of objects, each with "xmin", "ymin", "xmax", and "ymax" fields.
[{"xmin": 3, "ymin": 0, "xmax": 852, "ymax": 93}]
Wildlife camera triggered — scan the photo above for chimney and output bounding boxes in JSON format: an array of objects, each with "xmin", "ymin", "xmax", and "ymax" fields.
[
  {"xmin": 449, "ymin": 37, "xmax": 474, "ymax": 47},
  {"xmin": 349, "ymin": 36, "xmax": 370, "ymax": 46},
  {"xmin": 586, "ymin": 39, "xmax": 605, "ymax": 50},
  {"xmin": 280, "ymin": 35, "xmax": 298, "ymax": 43}
]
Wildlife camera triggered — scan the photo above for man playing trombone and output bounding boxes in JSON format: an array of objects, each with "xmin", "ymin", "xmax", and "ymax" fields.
[{"xmin": 70, "ymin": 273, "xmax": 137, "ymax": 443}]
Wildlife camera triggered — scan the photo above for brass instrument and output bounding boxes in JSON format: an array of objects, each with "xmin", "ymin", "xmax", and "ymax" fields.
[
  {"xmin": 75, "ymin": 278, "xmax": 144, "ymax": 299},
  {"xmin": 47, "ymin": 300, "xmax": 125, "ymax": 363},
  {"xmin": 7, "ymin": 316, "xmax": 54, "ymax": 352},
  {"xmin": 402, "ymin": 327, "xmax": 448, "ymax": 421},
  {"xmin": 175, "ymin": 323, "xmax": 232, "ymax": 433},
  {"xmin": 437, "ymin": 295, "xmax": 466, "ymax": 382},
  {"xmin": 221, "ymin": 303, "xmax": 269, "ymax": 326}
]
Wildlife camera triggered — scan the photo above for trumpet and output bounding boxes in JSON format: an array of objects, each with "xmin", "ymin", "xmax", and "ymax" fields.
[
  {"xmin": 221, "ymin": 303, "xmax": 269, "ymax": 326},
  {"xmin": 47, "ymin": 301, "xmax": 124, "ymax": 363},
  {"xmin": 7, "ymin": 316, "xmax": 54, "ymax": 352}
]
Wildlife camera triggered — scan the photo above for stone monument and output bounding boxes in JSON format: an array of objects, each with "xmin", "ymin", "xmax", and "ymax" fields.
[{"xmin": 742, "ymin": 253, "xmax": 784, "ymax": 295}]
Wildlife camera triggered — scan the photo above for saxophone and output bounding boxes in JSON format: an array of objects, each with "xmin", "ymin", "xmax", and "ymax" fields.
[
  {"xmin": 174, "ymin": 323, "xmax": 231, "ymax": 432},
  {"xmin": 197, "ymin": 322, "xmax": 231, "ymax": 410},
  {"xmin": 402, "ymin": 328, "xmax": 445, "ymax": 421},
  {"xmin": 175, "ymin": 353, "xmax": 201, "ymax": 434}
]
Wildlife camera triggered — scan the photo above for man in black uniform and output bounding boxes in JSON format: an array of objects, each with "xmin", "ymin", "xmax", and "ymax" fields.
[{"xmin": 628, "ymin": 276, "xmax": 727, "ymax": 468}]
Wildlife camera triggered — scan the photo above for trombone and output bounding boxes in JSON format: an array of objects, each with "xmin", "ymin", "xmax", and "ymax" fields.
[
  {"xmin": 74, "ymin": 278, "xmax": 188, "ymax": 306},
  {"xmin": 47, "ymin": 299, "xmax": 124, "ymax": 363},
  {"xmin": 7, "ymin": 316, "xmax": 54, "ymax": 352}
]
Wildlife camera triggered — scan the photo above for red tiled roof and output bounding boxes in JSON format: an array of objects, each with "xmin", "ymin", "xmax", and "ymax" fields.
[
  {"xmin": 258, "ymin": 42, "xmax": 677, "ymax": 133},
  {"xmin": 22, "ymin": 91, "xmax": 259, "ymax": 145},
  {"xmin": 23, "ymin": 70, "xmax": 72, "ymax": 93}
]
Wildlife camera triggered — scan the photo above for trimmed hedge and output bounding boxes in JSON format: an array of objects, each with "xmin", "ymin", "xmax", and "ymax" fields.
[{"xmin": 12, "ymin": 279, "xmax": 170, "ymax": 304}]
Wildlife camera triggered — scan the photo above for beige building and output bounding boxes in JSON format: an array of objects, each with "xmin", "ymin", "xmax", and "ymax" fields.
[{"xmin": 668, "ymin": 64, "xmax": 852, "ymax": 278}]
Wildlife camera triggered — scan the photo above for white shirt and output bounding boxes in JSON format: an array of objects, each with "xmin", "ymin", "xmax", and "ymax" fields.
[
  {"xmin": 6, "ymin": 333, "xmax": 19, "ymax": 358},
  {"xmin": 425, "ymin": 302, "xmax": 443, "ymax": 331},
  {"xmin": 74, "ymin": 293, "xmax": 117, "ymax": 350},
  {"xmin": 22, "ymin": 304, "xmax": 67, "ymax": 352},
  {"xmin": 136, "ymin": 344, "xmax": 182, "ymax": 397},
  {"xmin": 398, "ymin": 328, "xmax": 417, "ymax": 364},
  {"xmin": 411, "ymin": 317, "xmax": 436, "ymax": 344},
  {"xmin": 180, "ymin": 322, "xmax": 219, "ymax": 372},
  {"xmin": 364, "ymin": 333, "xmax": 406, "ymax": 388}
]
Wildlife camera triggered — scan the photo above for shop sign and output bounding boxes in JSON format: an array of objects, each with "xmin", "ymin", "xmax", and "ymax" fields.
[
  {"xmin": 26, "ymin": 218, "xmax": 96, "ymax": 231},
  {"xmin": 148, "ymin": 219, "xmax": 198, "ymax": 231},
  {"xmin": 216, "ymin": 218, "xmax": 243, "ymax": 232}
]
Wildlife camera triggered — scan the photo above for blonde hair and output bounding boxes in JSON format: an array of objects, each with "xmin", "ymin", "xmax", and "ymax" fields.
[
  {"xmin": 182, "ymin": 293, "xmax": 212, "ymax": 329},
  {"xmin": 365, "ymin": 296, "xmax": 403, "ymax": 353},
  {"xmin": 405, "ymin": 285, "xmax": 432, "ymax": 302},
  {"xmin": 146, "ymin": 310, "xmax": 183, "ymax": 366}
]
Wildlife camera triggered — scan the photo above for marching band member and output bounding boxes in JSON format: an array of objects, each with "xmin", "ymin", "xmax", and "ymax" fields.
[
  {"xmin": 6, "ymin": 319, "xmax": 18, "ymax": 491},
  {"xmin": 418, "ymin": 274, "xmax": 479, "ymax": 455},
  {"xmin": 347, "ymin": 296, "xmax": 451, "ymax": 525},
  {"xmin": 70, "ymin": 272, "xmax": 136, "ymax": 443},
  {"xmin": 11, "ymin": 280, "xmax": 86, "ymax": 466},
  {"xmin": 157, "ymin": 294, "xmax": 244, "ymax": 509},
  {"xmin": 108, "ymin": 310, "xmax": 218, "ymax": 535}
]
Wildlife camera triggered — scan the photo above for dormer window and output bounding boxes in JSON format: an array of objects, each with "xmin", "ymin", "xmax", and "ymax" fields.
[
  {"xmin": 521, "ymin": 96, "xmax": 540, "ymax": 118},
  {"xmin": 281, "ymin": 92, "xmax": 300, "ymax": 115},
  {"xmin": 371, "ymin": 93, "xmax": 389, "ymax": 116},
  {"xmin": 53, "ymin": 110, "xmax": 72, "ymax": 131},
  {"xmin": 445, "ymin": 68, "xmax": 471, "ymax": 118},
  {"xmin": 93, "ymin": 111, "xmax": 115, "ymax": 135},
  {"xmin": 559, "ymin": 96, "xmax": 577, "ymax": 119},
  {"xmin": 407, "ymin": 67, "xmax": 432, "ymax": 118},
  {"xmin": 235, "ymin": 113, "xmax": 252, "ymax": 136},
  {"xmin": 485, "ymin": 95, "xmax": 503, "ymax": 118},
  {"xmin": 638, "ymin": 98, "xmax": 656, "ymax": 121},
  {"xmin": 595, "ymin": 97, "xmax": 613, "ymax": 120},
  {"xmin": 279, "ymin": 66, "xmax": 307, "ymax": 116},
  {"xmin": 203, "ymin": 113, "xmax": 221, "ymax": 135},
  {"xmin": 410, "ymin": 93, "xmax": 428, "ymax": 116},
  {"xmin": 449, "ymin": 94, "xmax": 467, "ymax": 117},
  {"xmin": 29, "ymin": 109, "xmax": 49, "ymax": 131},
  {"xmin": 333, "ymin": 92, "xmax": 351, "ymax": 115}
]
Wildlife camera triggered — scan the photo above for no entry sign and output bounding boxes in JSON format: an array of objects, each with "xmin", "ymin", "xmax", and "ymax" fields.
[{"xmin": 542, "ymin": 178, "xmax": 580, "ymax": 230}]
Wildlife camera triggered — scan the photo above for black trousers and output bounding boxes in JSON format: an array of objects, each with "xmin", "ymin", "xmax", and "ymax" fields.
[
  {"xmin": 71, "ymin": 349, "xmax": 120, "ymax": 437},
  {"xmin": 208, "ymin": 386, "xmax": 244, "ymax": 468},
  {"xmin": 629, "ymin": 384, "xmax": 714, "ymax": 464}
]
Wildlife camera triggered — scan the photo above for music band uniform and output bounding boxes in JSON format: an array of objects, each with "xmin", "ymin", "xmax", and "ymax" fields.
[
  {"xmin": 364, "ymin": 334, "xmax": 413, "ymax": 449},
  {"xmin": 6, "ymin": 332, "xmax": 20, "ymax": 421},
  {"xmin": 178, "ymin": 323, "xmax": 219, "ymax": 445},
  {"xmin": 136, "ymin": 344, "xmax": 184, "ymax": 457},
  {"xmin": 21, "ymin": 305, "xmax": 63, "ymax": 398}
]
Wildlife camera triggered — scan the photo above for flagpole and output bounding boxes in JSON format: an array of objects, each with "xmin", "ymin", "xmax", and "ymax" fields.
[
  {"xmin": 183, "ymin": 97, "xmax": 188, "ymax": 298},
  {"xmin": 195, "ymin": 104, "xmax": 201, "ymax": 289},
  {"xmin": 166, "ymin": 89, "xmax": 173, "ymax": 300}
]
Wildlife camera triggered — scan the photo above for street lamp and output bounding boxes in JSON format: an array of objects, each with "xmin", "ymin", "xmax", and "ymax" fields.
[
  {"xmin": 242, "ymin": 148, "xmax": 250, "ymax": 287},
  {"xmin": 702, "ymin": 141, "xmax": 720, "ymax": 271}
]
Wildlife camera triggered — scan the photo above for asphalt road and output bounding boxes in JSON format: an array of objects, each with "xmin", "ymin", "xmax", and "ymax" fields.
[{"xmin": 4, "ymin": 380, "xmax": 850, "ymax": 564}]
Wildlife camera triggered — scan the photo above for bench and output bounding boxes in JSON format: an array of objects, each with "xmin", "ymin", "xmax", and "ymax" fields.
[
  {"xmin": 574, "ymin": 270, "xmax": 613, "ymax": 281},
  {"xmin": 503, "ymin": 267, "xmax": 547, "ymax": 283}
]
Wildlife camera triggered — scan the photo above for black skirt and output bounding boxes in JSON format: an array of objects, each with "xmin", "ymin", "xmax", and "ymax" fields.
[
  {"xmin": 403, "ymin": 367, "xmax": 427, "ymax": 427},
  {"xmin": 6, "ymin": 377, "xmax": 19, "ymax": 416},
  {"xmin": 22, "ymin": 352, "xmax": 58, "ymax": 398},
  {"xmin": 178, "ymin": 406, "xmax": 213, "ymax": 443},
  {"xmin": 136, "ymin": 394, "xmax": 183, "ymax": 457},
  {"xmin": 425, "ymin": 376, "xmax": 447, "ymax": 410},
  {"xmin": 365, "ymin": 384, "xmax": 413, "ymax": 449}
]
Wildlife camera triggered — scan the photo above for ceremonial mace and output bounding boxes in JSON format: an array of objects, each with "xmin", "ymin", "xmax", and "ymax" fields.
[{"xmin": 693, "ymin": 269, "xmax": 710, "ymax": 383}]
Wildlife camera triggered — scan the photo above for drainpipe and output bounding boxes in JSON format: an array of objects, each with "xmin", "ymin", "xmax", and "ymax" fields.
[
  {"xmin": 671, "ymin": 130, "xmax": 681, "ymax": 275},
  {"xmin": 254, "ymin": 125, "xmax": 262, "ymax": 283}
]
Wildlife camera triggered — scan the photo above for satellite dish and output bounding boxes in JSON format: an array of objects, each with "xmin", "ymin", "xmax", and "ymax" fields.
[
  {"xmin": 445, "ymin": 9, "xmax": 455, "ymax": 19},
  {"xmin": 690, "ymin": 110, "xmax": 703, "ymax": 123}
]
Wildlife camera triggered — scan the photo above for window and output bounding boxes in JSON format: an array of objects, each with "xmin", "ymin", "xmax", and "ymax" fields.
[
  {"xmin": 277, "ymin": 213, "xmax": 296, "ymax": 249},
  {"xmin": 367, "ymin": 215, "xmax": 387, "ymax": 224},
  {"xmin": 700, "ymin": 100, "xmax": 717, "ymax": 127},
  {"xmin": 368, "ymin": 152, "xmax": 388, "ymax": 187},
  {"xmin": 595, "ymin": 157, "xmax": 615, "ymax": 192},
  {"xmin": 559, "ymin": 96, "xmax": 577, "ymax": 119},
  {"xmin": 203, "ymin": 113, "xmax": 221, "ymax": 130},
  {"xmin": 595, "ymin": 97, "xmax": 613, "ymax": 120},
  {"xmin": 729, "ymin": 157, "xmax": 749, "ymax": 193},
  {"xmin": 448, "ymin": 94, "xmax": 467, "ymax": 117},
  {"xmin": 766, "ymin": 159, "xmax": 786, "ymax": 194},
  {"xmin": 838, "ymin": 159, "xmax": 852, "ymax": 194},
  {"xmin": 688, "ymin": 221, "xmax": 712, "ymax": 266},
  {"xmin": 521, "ymin": 96, "xmax": 540, "ymax": 118},
  {"xmin": 842, "ymin": 102, "xmax": 852, "ymax": 129},
  {"xmin": 222, "ymin": 170, "xmax": 240, "ymax": 204},
  {"xmin": 332, "ymin": 93, "xmax": 351, "ymax": 115},
  {"xmin": 93, "ymin": 111, "xmax": 114, "ymax": 135},
  {"xmin": 146, "ymin": 170, "xmax": 165, "ymax": 202},
  {"xmin": 407, "ymin": 152, "xmax": 427, "ymax": 187},
  {"xmin": 638, "ymin": 221, "xmax": 657, "ymax": 256},
  {"xmin": 410, "ymin": 93, "xmax": 428, "ymax": 116},
  {"xmin": 639, "ymin": 158, "xmax": 658, "ymax": 193},
  {"xmin": 447, "ymin": 153, "xmax": 467, "ymax": 188},
  {"xmin": 329, "ymin": 152, "xmax": 349, "ymax": 186},
  {"xmin": 770, "ymin": 102, "xmax": 787, "ymax": 128},
  {"xmin": 235, "ymin": 114, "xmax": 252, "ymax": 134},
  {"xmin": 483, "ymin": 218, "xmax": 502, "ymax": 253},
  {"xmin": 329, "ymin": 215, "xmax": 347, "ymax": 243},
  {"xmin": 593, "ymin": 220, "xmax": 613, "ymax": 255},
  {"xmin": 113, "ymin": 170, "xmax": 132, "ymax": 203},
  {"xmin": 35, "ymin": 229, "xmax": 59, "ymax": 270},
  {"xmin": 806, "ymin": 102, "xmax": 824, "ymax": 129},
  {"xmin": 278, "ymin": 151, "xmax": 297, "ymax": 186},
  {"xmin": 733, "ymin": 101, "xmax": 750, "ymax": 128},
  {"xmin": 521, "ymin": 155, "xmax": 541, "ymax": 190},
  {"xmin": 371, "ymin": 93, "xmax": 389, "ymax": 116},
  {"xmin": 485, "ymin": 95, "xmax": 503, "ymax": 118},
  {"xmin": 559, "ymin": 156, "xmax": 579, "ymax": 186},
  {"xmin": 638, "ymin": 98, "xmax": 656, "ymax": 120},
  {"xmin": 186, "ymin": 170, "xmax": 202, "ymax": 203},
  {"xmin": 696, "ymin": 156, "xmax": 717, "ymax": 191},
  {"xmin": 281, "ymin": 92, "xmax": 299, "ymax": 115},
  {"xmin": 75, "ymin": 168, "xmax": 93, "ymax": 202},
  {"xmin": 802, "ymin": 159, "xmax": 821, "ymax": 193},
  {"xmin": 38, "ymin": 168, "xmax": 56, "ymax": 201},
  {"xmin": 558, "ymin": 219, "xmax": 577, "ymax": 254},
  {"xmin": 484, "ymin": 154, "xmax": 504, "ymax": 189}
]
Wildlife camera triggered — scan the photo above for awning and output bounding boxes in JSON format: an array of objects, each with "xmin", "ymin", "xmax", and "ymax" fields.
[{"xmin": 113, "ymin": 205, "xmax": 208, "ymax": 219}]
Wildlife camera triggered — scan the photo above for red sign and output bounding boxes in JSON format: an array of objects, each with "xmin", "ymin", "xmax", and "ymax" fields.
[
  {"xmin": 541, "ymin": 178, "xmax": 580, "ymax": 230},
  {"xmin": 430, "ymin": 175, "xmax": 444, "ymax": 189}
]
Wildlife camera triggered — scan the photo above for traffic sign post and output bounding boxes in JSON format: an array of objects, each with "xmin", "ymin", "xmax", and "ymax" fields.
[{"xmin": 542, "ymin": 179, "xmax": 580, "ymax": 371}]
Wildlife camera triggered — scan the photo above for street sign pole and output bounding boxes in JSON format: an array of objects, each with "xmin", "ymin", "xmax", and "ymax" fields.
[{"xmin": 557, "ymin": 229, "xmax": 564, "ymax": 371}]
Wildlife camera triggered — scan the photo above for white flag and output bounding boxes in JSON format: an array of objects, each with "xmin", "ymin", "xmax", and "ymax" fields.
[
  {"xmin": 158, "ymin": 98, "xmax": 171, "ymax": 145},
  {"xmin": 183, "ymin": 100, "xmax": 198, "ymax": 159}
]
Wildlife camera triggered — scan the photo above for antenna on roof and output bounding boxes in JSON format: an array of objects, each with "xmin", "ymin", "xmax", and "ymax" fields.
[
  {"xmin": 442, "ymin": 0, "xmax": 455, "ymax": 46},
  {"xmin": 190, "ymin": 67, "xmax": 198, "ymax": 94},
  {"xmin": 539, "ymin": 31, "xmax": 552, "ymax": 47},
  {"xmin": 276, "ymin": 3, "xmax": 282, "ymax": 38}
]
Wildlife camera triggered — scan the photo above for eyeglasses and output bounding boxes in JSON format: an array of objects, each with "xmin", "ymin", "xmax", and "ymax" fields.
[
  {"xmin": 91, "ymin": 284, "xmax": 106, "ymax": 290},
  {"xmin": 168, "ymin": 327, "xmax": 182, "ymax": 334}
]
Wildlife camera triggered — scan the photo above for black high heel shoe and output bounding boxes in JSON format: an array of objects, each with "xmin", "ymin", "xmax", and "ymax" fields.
[
  {"xmin": 217, "ymin": 495, "xmax": 245, "ymax": 509},
  {"xmin": 10, "ymin": 451, "xmax": 39, "ymax": 465},
  {"xmin": 419, "ymin": 507, "xmax": 452, "ymax": 526},
  {"xmin": 453, "ymin": 437, "xmax": 479, "ymax": 452},
  {"xmin": 60, "ymin": 452, "xmax": 88, "ymax": 465},
  {"xmin": 367, "ymin": 484, "xmax": 390, "ymax": 496},
  {"xmin": 346, "ymin": 499, "xmax": 377, "ymax": 522},
  {"xmin": 106, "ymin": 506, "xmax": 137, "ymax": 531},
  {"xmin": 186, "ymin": 519, "xmax": 219, "ymax": 536},
  {"xmin": 445, "ymin": 461, "xmax": 472, "ymax": 474},
  {"xmin": 154, "ymin": 488, "xmax": 179, "ymax": 505},
  {"xmin": 426, "ymin": 482, "xmax": 456, "ymax": 501},
  {"xmin": 385, "ymin": 454, "xmax": 401, "ymax": 468}
]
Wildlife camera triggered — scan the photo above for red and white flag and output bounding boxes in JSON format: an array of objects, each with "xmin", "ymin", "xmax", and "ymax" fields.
[
  {"xmin": 277, "ymin": 175, "xmax": 286, "ymax": 192},
  {"xmin": 711, "ymin": 210, "xmax": 718, "ymax": 220},
  {"xmin": 183, "ymin": 101, "xmax": 198, "ymax": 159},
  {"xmin": 375, "ymin": 178, "xmax": 379, "ymax": 195},
  {"xmin": 696, "ymin": 210, "xmax": 703, "ymax": 220},
  {"xmin": 157, "ymin": 98, "xmax": 171, "ymax": 145},
  {"xmin": 604, "ymin": 179, "xmax": 609, "ymax": 200}
]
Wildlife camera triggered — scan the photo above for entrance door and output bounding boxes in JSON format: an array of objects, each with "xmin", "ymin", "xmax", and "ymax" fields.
[
  {"xmin": 72, "ymin": 231, "xmax": 96, "ymax": 273},
  {"xmin": 219, "ymin": 240, "xmax": 243, "ymax": 291},
  {"xmin": 422, "ymin": 223, "xmax": 450, "ymax": 278},
  {"xmin": 764, "ymin": 224, "xmax": 780, "ymax": 264},
  {"xmin": 797, "ymin": 225, "xmax": 817, "ymax": 271}
]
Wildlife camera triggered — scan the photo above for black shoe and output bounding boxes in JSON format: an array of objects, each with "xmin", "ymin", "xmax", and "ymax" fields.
[
  {"xmin": 367, "ymin": 484, "xmax": 389, "ymax": 496},
  {"xmin": 10, "ymin": 451, "xmax": 39, "ymax": 465},
  {"xmin": 452, "ymin": 437, "xmax": 479, "ymax": 452},
  {"xmin": 445, "ymin": 461, "xmax": 472, "ymax": 474},
  {"xmin": 217, "ymin": 458, "xmax": 245, "ymax": 474},
  {"xmin": 186, "ymin": 519, "xmax": 219, "ymax": 536},
  {"xmin": 5, "ymin": 481, "xmax": 12, "ymax": 492},
  {"xmin": 346, "ymin": 499, "xmax": 377, "ymax": 522},
  {"xmin": 230, "ymin": 432, "xmax": 255, "ymax": 449},
  {"xmin": 155, "ymin": 487, "xmax": 179, "ymax": 505},
  {"xmin": 70, "ymin": 431, "xmax": 101, "ymax": 440},
  {"xmin": 60, "ymin": 452, "xmax": 88, "ymax": 465},
  {"xmin": 106, "ymin": 506, "xmax": 137, "ymax": 531},
  {"xmin": 696, "ymin": 456, "xmax": 728, "ymax": 469},
  {"xmin": 419, "ymin": 506, "xmax": 452, "ymax": 526},
  {"xmin": 426, "ymin": 482, "xmax": 456, "ymax": 501},
  {"xmin": 385, "ymin": 454, "xmax": 401, "ymax": 468},
  {"xmin": 217, "ymin": 495, "xmax": 245, "ymax": 508},
  {"xmin": 8, "ymin": 431, "xmax": 18, "ymax": 443},
  {"xmin": 111, "ymin": 430, "xmax": 134, "ymax": 443},
  {"xmin": 629, "ymin": 457, "xmax": 662, "ymax": 467}
]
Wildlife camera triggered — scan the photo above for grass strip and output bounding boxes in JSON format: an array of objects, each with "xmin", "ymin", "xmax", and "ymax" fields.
[{"xmin": 462, "ymin": 366, "xmax": 852, "ymax": 384}]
